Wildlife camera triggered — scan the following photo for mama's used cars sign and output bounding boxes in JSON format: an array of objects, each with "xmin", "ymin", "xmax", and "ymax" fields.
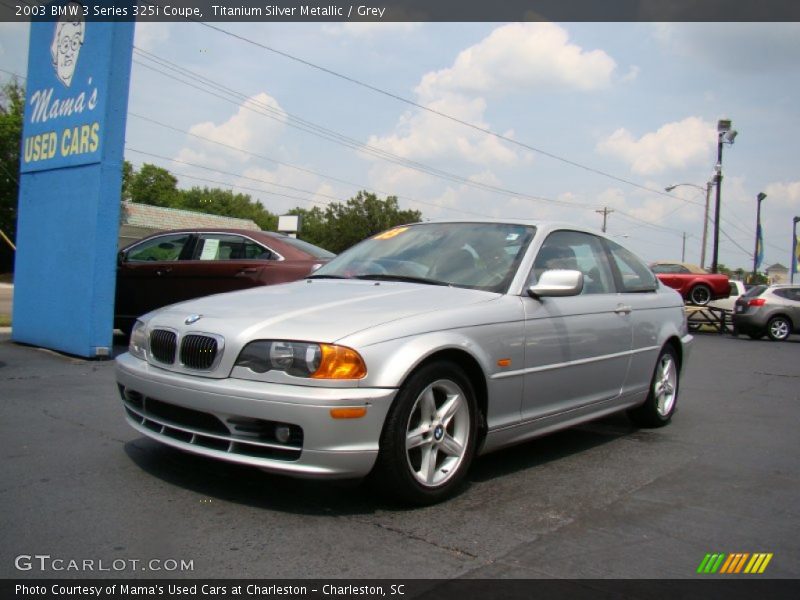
[
  {"xmin": 14, "ymin": 1, "xmax": 133, "ymax": 358},
  {"xmin": 21, "ymin": 2, "xmax": 110, "ymax": 171}
]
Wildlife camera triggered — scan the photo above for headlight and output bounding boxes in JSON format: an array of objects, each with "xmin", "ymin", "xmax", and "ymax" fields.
[
  {"xmin": 128, "ymin": 320, "xmax": 149, "ymax": 360},
  {"xmin": 235, "ymin": 341, "xmax": 366, "ymax": 379}
]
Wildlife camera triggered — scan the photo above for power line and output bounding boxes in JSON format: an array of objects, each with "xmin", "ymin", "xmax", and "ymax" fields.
[
  {"xmin": 128, "ymin": 112, "xmax": 487, "ymax": 217},
  {"xmin": 198, "ymin": 22, "xmax": 683, "ymax": 202},
  {"xmin": 131, "ymin": 49, "xmax": 601, "ymax": 213},
  {"xmin": 126, "ymin": 147, "xmax": 493, "ymax": 219}
]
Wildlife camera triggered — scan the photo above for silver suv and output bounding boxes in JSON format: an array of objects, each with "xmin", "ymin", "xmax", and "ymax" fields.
[{"xmin": 733, "ymin": 284, "xmax": 800, "ymax": 341}]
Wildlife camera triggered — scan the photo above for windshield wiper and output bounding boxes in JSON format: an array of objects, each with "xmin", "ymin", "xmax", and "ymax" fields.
[
  {"xmin": 354, "ymin": 274, "xmax": 450, "ymax": 286},
  {"xmin": 306, "ymin": 274, "xmax": 348, "ymax": 279}
]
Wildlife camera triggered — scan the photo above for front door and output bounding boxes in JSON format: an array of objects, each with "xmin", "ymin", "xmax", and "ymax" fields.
[{"xmin": 521, "ymin": 230, "xmax": 633, "ymax": 422}]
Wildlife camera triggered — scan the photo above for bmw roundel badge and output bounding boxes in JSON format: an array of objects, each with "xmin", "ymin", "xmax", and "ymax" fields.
[{"xmin": 185, "ymin": 314, "xmax": 203, "ymax": 325}]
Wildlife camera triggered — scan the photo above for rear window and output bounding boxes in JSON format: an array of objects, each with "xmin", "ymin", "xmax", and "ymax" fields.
[
  {"xmin": 279, "ymin": 236, "xmax": 335, "ymax": 259},
  {"xmin": 742, "ymin": 285, "xmax": 766, "ymax": 299}
]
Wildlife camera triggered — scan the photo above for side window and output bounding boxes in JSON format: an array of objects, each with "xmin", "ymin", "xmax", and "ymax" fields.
[
  {"xmin": 606, "ymin": 240, "xmax": 658, "ymax": 293},
  {"xmin": 531, "ymin": 230, "xmax": 615, "ymax": 295},
  {"xmin": 243, "ymin": 239, "xmax": 274, "ymax": 260},
  {"xmin": 126, "ymin": 234, "xmax": 191, "ymax": 262},
  {"xmin": 195, "ymin": 234, "xmax": 272, "ymax": 261},
  {"xmin": 772, "ymin": 288, "xmax": 800, "ymax": 302}
]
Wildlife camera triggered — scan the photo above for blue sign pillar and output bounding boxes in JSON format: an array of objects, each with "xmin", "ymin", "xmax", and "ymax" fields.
[{"xmin": 13, "ymin": 3, "xmax": 134, "ymax": 357}]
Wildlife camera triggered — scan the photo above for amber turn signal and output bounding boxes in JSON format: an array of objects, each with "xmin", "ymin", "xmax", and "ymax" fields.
[
  {"xmin": 312, "ymin": 344, "xmax": 367, "ymax": 379},
  {"xmin": 330, "ymin": 407, "xmax": 368, "ymax": 419}
]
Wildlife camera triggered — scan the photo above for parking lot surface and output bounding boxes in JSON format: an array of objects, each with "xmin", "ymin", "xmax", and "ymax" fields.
[{"xmin": 1, "ymin": 332, "xmax": 798, "ymax": 579}]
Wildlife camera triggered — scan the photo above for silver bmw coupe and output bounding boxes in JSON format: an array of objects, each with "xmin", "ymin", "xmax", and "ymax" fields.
[{"xmin": 116, "ymin": 220, "xmax": 692, "ymax": 504}]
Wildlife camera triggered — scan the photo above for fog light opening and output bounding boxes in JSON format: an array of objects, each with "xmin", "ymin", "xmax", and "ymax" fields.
[{"xmin": 275, "ymin": 425, "xmax": 292, "ymax": 444}]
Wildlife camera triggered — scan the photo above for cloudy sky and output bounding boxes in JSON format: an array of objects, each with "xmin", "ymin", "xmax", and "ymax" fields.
[{"xmin": 2, "ymin": 20, "xmax": 799, "ymax": 270}]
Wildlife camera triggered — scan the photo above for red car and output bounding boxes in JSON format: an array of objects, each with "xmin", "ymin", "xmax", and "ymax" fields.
[
  {"xmin": 650, "ymin": 261, "xmax": 730, "ymax": 306},
  {"xmin": 115, "ymin": 228, "xmax": 334, "ymax": 334}
]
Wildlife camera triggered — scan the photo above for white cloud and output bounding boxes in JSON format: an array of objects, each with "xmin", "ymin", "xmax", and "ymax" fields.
[
  {"xmin": 415, "ymin": 22, "xmax": 616, "ymax": 101},
  {"xmin": 596, "ymin": 117, "xmax": 716, "ymax": 176},
  {"xmin": 366, "ymin": 95, "xmax": 523, "ymax": 167},
  {"xmin": 133, "ymin": 23, "xmax": 171, "ymax": 52},
  {"xmin": 763, "ymin": 181, "xmax": 800, "ymax": 209},
  {"xmin": 367, "ymin": 23, "xmax": 616, "ymax": 176},
  {"xmin": 183, "ymin": 93, "xmax": 287, "ymax": 162}
]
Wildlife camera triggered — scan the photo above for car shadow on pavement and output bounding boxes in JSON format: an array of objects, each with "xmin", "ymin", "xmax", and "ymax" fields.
[
  {"xmin": 123, "ymin": 413, "xmax": 645, "ymax": 514},
  {"xmin": 468, "ymin": 412, "xmax": 644, "ymax": 484},
  {"xmin": 123, "ymin": 437, "xmax": 377, "ymax": 515}
]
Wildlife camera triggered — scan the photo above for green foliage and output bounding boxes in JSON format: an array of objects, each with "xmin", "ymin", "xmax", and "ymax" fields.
[
  {"xmin": 124, "ymin": 162, "xmax": 278, "ymax": 231},
  {"xmin": 126, "ymin": 163, "xmax": 180, "ymax": 207},
  {"xmin": 125, "ymin": 162, "xmax": 418, "ymax": 253},
  {"xmin": 180, "ymin": 186, "xmax": 277, "ymax": 231},
  {"xmin": 0, "ymin": 79, "xmax": 24, "ymax": 247},
  {"xmin": 290, "ymin": 191, "xmax": 422, "ymax": 253}
]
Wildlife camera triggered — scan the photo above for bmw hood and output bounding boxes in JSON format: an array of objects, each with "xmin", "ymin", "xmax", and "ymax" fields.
[{"xmin": 144, "ymin": 279, "xmax": 498, "ymax": 344}]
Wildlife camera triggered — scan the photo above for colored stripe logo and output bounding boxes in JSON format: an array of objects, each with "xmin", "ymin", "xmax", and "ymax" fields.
[{"xmin": 697, "ymin": 553, "xmax": 773, "ymax": 574}]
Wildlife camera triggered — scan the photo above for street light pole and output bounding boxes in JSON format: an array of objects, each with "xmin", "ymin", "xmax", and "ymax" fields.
[
  {"xmin": 711, "ymin": 119, "xmax": 737, "ymax": 274},
  {"xmin": 752, "ymin": 192, "xmax": 767, "ymax": 282},
  {"xmin": 701, "ymin": 180, "xmax": 713, "ymax": 270},
  {"xmin": 664, "ymin": 180, "xmax": 715, "ymax": 268}
]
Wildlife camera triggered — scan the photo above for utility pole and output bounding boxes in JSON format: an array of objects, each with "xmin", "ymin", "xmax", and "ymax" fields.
[
  {"xmin": 682, "ymin": 232, "xmax": 687, "ymax": 262},
  {"xmin": 596, "ymin": 207, "xmax": 614, "ymax": 233}
]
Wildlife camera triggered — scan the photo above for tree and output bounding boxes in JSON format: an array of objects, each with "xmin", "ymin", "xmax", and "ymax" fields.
[
  {"xmin": 179, "ymin": 186, "xmax": 277, "ymax": 231},
  {"xmin": 291, "ymin": 191, "xmax": 422, "ymax": 253},
  {"xmin": 0, "ymin": 79, "xmax": 24, "ymax": 252},
  {"xmin": 121, "ymin": 160, "xmax": 134, "ymax": 202},
  {"xmin": 126, "ymin": 163, "xmax": 180, "ymax": 207}
]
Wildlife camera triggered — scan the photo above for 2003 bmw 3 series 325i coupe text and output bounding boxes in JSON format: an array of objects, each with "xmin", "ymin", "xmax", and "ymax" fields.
[{"xmin": 116, "ymin": 220, "xmax": 692, "ymax": 505}]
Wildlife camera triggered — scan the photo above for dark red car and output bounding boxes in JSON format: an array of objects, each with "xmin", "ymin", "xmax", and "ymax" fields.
[
  {"xmin": 115, "ymin": 229, "xmax": 334, "ymax": 334},
  {"xmin": 650, "ymin": 261, "xmax": 730, "ymax": 306}
]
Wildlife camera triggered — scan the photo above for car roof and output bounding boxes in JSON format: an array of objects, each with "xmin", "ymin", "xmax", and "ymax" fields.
[
  {"xmin": 406, "ymin": 219, "xmax": 611, "ymax": 238},
  {"xmin": 124, "ymin": 228, "xmax": 328, "ymax": 260}
]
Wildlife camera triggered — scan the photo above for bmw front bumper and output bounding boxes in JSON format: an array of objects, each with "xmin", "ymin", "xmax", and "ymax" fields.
[{"xmin": 116, "ymin": 352, "xmax": 397, "ymax": 479}]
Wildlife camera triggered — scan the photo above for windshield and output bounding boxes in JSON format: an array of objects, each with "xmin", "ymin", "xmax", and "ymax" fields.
[{"xmin": 310, "ymin": 222, "xmax": 536, "ymax": 293}]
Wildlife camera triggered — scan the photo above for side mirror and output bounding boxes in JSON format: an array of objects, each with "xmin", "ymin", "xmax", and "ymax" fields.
[
  {"xmin": 117, "ymin": 250, "xmax": 126, "ymax": 267},
  {"xmin": 528, "ymin": 269, "xmax": 584, "ymax": 299}
]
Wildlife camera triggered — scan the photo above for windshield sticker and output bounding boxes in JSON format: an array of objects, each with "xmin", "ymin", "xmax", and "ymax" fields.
[{"xmin": 373, "ymin": 227, "xmax": 409, "ymax": 240}]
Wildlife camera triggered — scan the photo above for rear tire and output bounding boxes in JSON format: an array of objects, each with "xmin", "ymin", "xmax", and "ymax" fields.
[
  {"xmin": 767, "ymin": 316, "xmax": 791, "ymax": 341},
  {"xmin": 372, "ymin": 361, "xmax": 478, "ymax": 505},
  {"xmin": 628, "ymin": 346, "xmax": 680, "ymax": 428},
  {"xmin": 689, "ymin": 284, "xmax": 712, "ymax": 306}
]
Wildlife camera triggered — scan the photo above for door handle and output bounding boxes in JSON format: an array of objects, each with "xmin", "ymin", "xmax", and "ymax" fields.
[
  {"xmin": 155, "ymin": 267, "xmax": 172, "ymax": 276},
  {"xmin": 614, "ymin": 305, "xmax": 633, "ymax": 315},
  {"xmin": 235, "ymin": 268, "xmax": 258, "ymax": 277}
]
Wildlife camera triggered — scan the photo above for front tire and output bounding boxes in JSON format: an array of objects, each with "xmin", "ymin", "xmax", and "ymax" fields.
[
  {"xmin": 372, "ymin": 361, "xmax": 478, "ymax": 505},
  {"xmin": 628, "ymin": 346, "xmax": 680, "ymax": 428},
  {"xmin": 767, "ymin": 316, "xmax": 791, "ymax": 341},
  {"xmin": 689, "ymin": 284, "xmax": 712, "ymax": 306}
]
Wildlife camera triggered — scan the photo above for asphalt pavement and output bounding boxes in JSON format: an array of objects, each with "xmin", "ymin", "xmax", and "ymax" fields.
[{"xmin": 1, "ymin": 331, "xmax": 798, "ymax": 581}]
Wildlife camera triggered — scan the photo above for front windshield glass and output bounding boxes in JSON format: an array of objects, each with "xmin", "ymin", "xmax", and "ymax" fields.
[{"xmin": 310, "ymin": 222, "xmax": 536, "ymax": 293}]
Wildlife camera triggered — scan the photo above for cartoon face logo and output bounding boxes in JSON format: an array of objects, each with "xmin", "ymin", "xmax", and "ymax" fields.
[{"xmin": 50, "ymin": 2, "xmax": 85, "ymax": 88}]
